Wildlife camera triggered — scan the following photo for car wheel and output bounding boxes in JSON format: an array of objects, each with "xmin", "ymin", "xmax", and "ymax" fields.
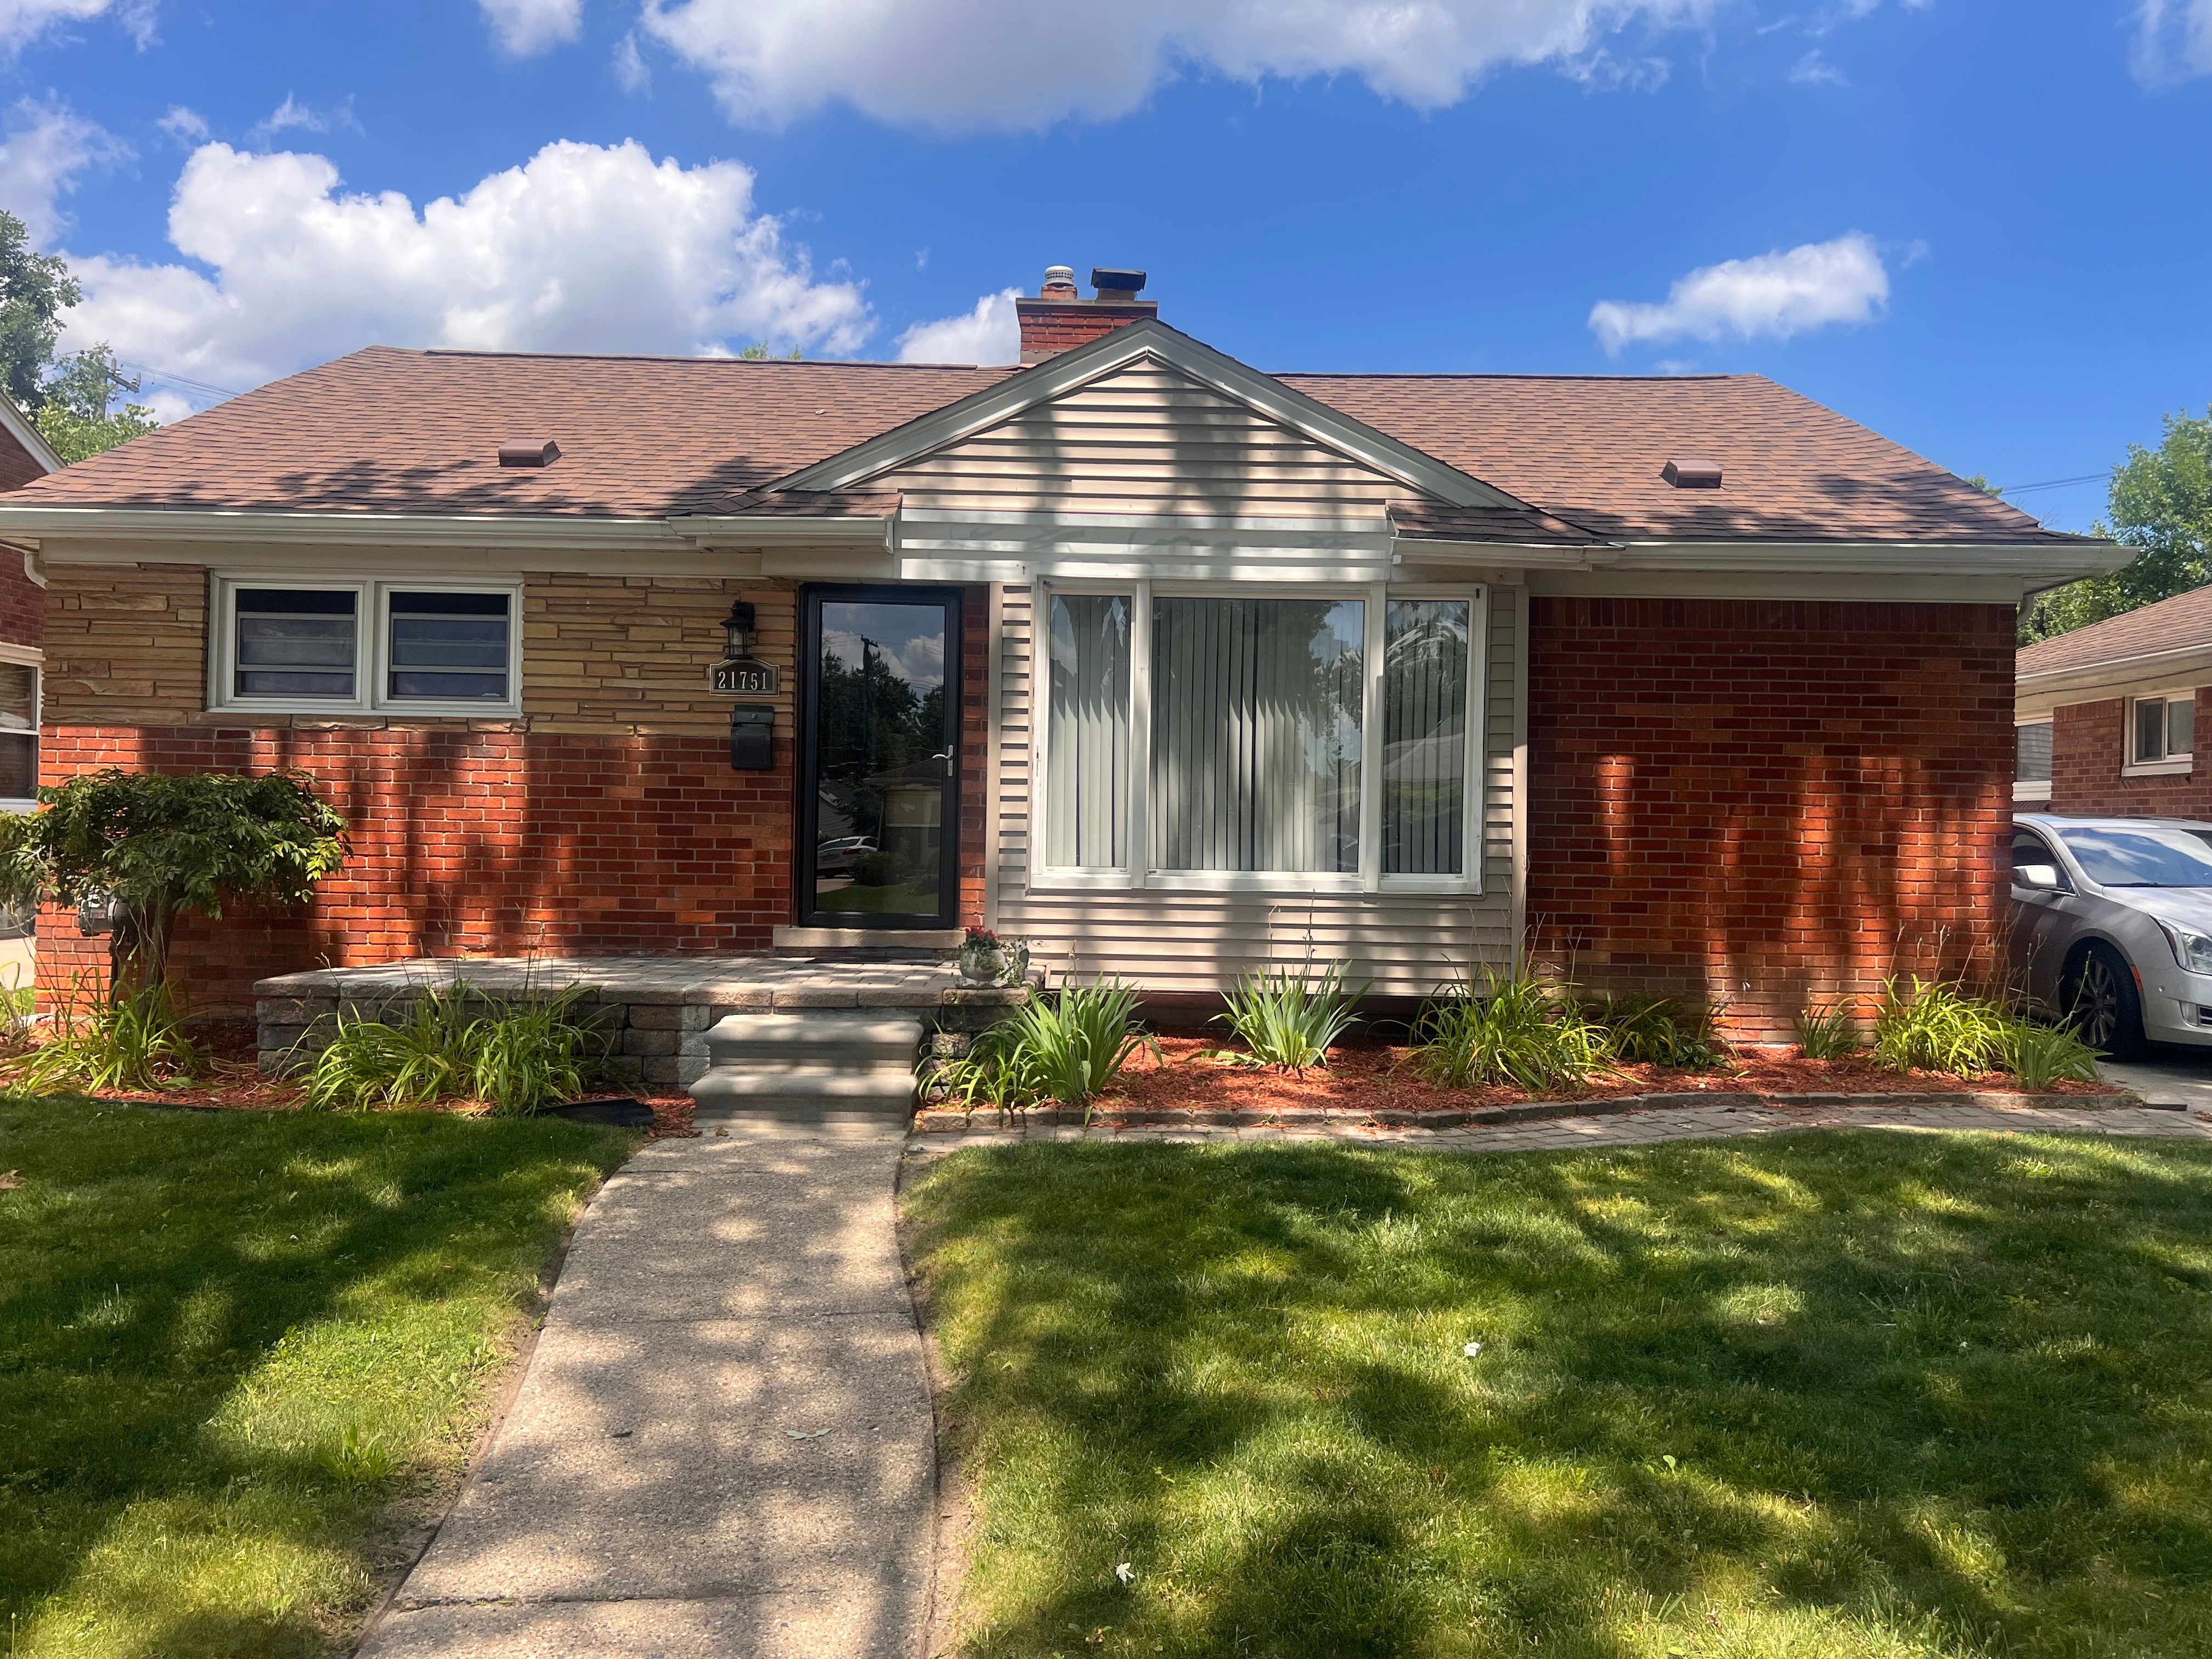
[{"xmin": 2068, "ymin": 943, "xmax": 2146, "ymax": 1060}]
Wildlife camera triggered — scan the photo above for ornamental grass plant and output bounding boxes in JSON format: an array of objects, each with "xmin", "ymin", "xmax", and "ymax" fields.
[
  {"xmin": 1214, "ymin": 963, "xmax": 1365, "ymax": 1073},
  {"xmin": 1413, "ymin": 964, "xmax": 1613, "ymax": 1093},
  {"xmin": 15, "ymin": 979, "xmax": 207, "ymax": 1093},
  {"xmin": 1585, "ymin": 991, "xmax": 1728, "ymax": 1069},
  {"xmin": 302, "ymin": 982, "xmax": 605, "ymax": 1116},
  {"xmin": 925, "ymin": 978, "xmax": 1159, "ymax": 1124}
]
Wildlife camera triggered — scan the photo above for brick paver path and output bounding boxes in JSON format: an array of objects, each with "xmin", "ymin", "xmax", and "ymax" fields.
[{"xmin": 905, "ymin": 1101, "xmax": 2212, "ymax": 1161}]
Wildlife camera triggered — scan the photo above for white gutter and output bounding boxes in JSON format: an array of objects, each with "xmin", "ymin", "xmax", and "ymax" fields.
[
  {"xmin": 2018, "ymin": 638, "xmax": 2212, "ymax": 695},
  {"xmin": 0, "ymin": 504, "xmax": 894, "ymax": 552}
]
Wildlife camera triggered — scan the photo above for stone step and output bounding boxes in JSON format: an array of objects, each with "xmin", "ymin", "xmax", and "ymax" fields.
[
  {"xmin": 690, "ymin": 1066, "xmax": 918, "ymax": 1120},
  {"xmin": 703, "ymin": 1012, "xmax": 924, "ymax": 1068}
]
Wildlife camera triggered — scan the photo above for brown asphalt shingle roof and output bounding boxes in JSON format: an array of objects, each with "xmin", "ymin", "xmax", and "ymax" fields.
[
  {"xmin": 2017, "ymin": 581, "xmax": 2210, "ymax": 677},
  {"xmin": 4, "ymin": 343, "xmax": 2077, "ymax": 546}
]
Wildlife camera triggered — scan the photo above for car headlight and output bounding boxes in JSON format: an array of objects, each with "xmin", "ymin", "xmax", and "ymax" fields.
[{"xmin": 2164, "ymin": 923, "xmax": 2212, "ymax": 974}]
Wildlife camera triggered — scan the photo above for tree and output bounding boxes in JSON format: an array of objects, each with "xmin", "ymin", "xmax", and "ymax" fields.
[
  {"xmin": 0, "ymin": 208, "xmax": 80, "ymax": 416},
  {"xmin": 0, "ymin": 770, "xmax": 349, "ymax": 1003},
  {"xmin": 2021, "ymin": 407, "xmax": 2212, "ymax": 642},
  {"xmin": 35, "ymin": 344, "xmax": 161, "ymax": 463}
]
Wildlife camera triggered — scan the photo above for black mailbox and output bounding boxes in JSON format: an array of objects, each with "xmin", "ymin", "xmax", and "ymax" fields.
[{"xmin": 729, "ymin": 704, "xmax": 775, "ymax": 771}]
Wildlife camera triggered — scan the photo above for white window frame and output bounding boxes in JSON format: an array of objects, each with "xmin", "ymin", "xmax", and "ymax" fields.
[
  {"xmin": 0, "ymin": 641, "xmax": 40, "ymax": 815},
  {"xmin": 2123, "ymin": 686, "xmax": 2195, "ymax": 777},
  {"xmin": 1028, "ymin": 577, "xmax": 1487, "ymax": 896},
  {"xmin": 208, "ymin": 573, "xmax": 524, "ymax": 718},
  {"xmin": 2013, "ymin": 715, "xmax": 2053, "ymax": 803}
]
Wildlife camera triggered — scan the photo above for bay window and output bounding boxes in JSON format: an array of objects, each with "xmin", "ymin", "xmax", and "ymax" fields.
[
  {"xmin": 211, "ymin": 575, "xmax": 520, "ymax": 716},
  {"xmin": 1035, "ymin": 582, "xmax": 1485, "ymax": 892}
]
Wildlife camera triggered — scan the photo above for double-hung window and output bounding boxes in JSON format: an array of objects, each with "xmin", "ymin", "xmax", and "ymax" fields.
[
  {"xmin": 0, "ymin": 650, "xmax": 37, "ymax": 810},
  {"xmin": 2128, "ymin": 690, "xmax": 2194, "ymax": 773},
  {"xmin": 211, "ymin": 576, "xmax": 521, "ymax": 716},
  {"xmin": 1036, "ymin": 582, "xmax": 1484, "ymax": 892}
]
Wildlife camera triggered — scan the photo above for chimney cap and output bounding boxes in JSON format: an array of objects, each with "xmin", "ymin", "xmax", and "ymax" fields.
[
  {"xmin": 1091, "ymin": 267, "xmax": 1146, "ymax": 298},
  {"xmin": 1661, "ymin": 457, "xmax": 1723, "ymax": 489},
  {"xmin": 1040, "ymin": 264, "xmax": 1078, "ymax": 296},
  {"xmin": 499, "ymin": 438, "xmax": 561, "ymax": 469}
]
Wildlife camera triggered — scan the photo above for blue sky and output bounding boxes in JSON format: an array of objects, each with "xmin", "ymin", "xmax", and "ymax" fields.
[{"xmin": 1, "ymin": 0, "xmax": 2207, "ymax": 532}]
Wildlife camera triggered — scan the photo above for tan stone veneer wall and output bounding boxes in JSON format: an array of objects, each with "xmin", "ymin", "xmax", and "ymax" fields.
[{"xmin": 37, "ymin": 562, "xmax": 814, "ymax": 1012}]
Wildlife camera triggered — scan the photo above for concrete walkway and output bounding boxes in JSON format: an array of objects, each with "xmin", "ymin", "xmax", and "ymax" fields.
[{"xmin": 358, "ymin": 1122, "xmax": 930, "ymax": 1659}]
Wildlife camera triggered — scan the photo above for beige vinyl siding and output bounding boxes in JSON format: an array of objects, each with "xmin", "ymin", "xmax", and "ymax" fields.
[
  {"xmin": 886, "ymin": 359, "xmax": 1406, "ymax": 521},
  {"xmin": 991, "ymin": 583, "xmax": 1520, "ymax": 995}
]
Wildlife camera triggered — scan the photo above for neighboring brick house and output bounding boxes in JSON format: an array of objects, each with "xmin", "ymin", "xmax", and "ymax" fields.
[
  {"xmin": 2016, "ymin": 584, "xmax": 2212, "ymax": 818},
  {"xmin": 0, "ymin": 265, "xmax": 2120, "ymax": 1032},
  {"xmin": 0, "ymin": 397, "xmax": 60, "ymax": 810}
]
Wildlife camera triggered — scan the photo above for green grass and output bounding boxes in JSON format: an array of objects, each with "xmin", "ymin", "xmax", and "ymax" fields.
[
  {"xmin": 904, "ymin": 1133, "xmax": 2212, "ymax": 1657},
  {"xmin": 0, "ymin": 1093, "xmax": 629, "ymax": 1658}
]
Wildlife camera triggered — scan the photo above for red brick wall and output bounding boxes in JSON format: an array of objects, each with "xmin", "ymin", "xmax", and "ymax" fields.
[
  {"xmin": 1527, "ymin": 596, "xmax": 2016, "ymax": 1037},
  {"xmin": 2046, "ymin": 691, "xmax": 2212, "ymax": 816},
  {"xmin": 0, "ymin": 424, "xmax": 46, "ymax": 495},
  {"xmin": 0, "ymin": 551, "xmax": 41, "ymax": 650}
]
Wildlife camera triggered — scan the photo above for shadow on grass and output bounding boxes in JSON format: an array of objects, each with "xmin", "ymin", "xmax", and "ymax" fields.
[
  {"xmin": 906, "ymin": 1130, "xmax": 2212, "ymax": 1657},
  {"xmin": 0, "ymin": 1092, "xmax": 628, "ymax": 1659}
]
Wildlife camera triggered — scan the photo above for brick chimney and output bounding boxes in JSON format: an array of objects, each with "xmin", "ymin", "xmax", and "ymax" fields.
[{"xmin": 1015, "ymin": 264, "xmax": 1158, "ymax": 364}]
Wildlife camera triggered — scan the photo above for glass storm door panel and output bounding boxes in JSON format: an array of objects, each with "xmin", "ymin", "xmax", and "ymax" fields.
[{"xmin": 800, "ymin": 588, "xmax": 961, "ymax": 928}]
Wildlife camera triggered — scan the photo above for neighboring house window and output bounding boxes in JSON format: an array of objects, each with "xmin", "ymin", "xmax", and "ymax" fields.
[
  {"xmin": 210, "ymin": 576, "xmax": 521, "ymax": 716},
  {"xmin": 0, "ymin": 656, "xmax": 36, "ymax": 809},
  {"xmin": 2128, "ymin": 691, "xmax": 2195, "ymax": 771},
  {"xmin": 2014, "ymin": 719, "xmax": 2052, "ymax": 803},
  {"xmin": 1036, "ymin": 582, "xmax": 1484, "ymax": 892}
]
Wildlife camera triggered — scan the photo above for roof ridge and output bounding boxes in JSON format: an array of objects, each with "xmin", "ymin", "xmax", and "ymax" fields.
[
  {"xmin": 415, "ymin": 347, "xmax": 1016, "ymax": 370},
  {"xmin": 1277, "ymin": 370, "xmax": 1748, "ymax": 383}
]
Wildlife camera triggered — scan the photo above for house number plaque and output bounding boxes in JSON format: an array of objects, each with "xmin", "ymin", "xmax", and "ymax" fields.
[{"xmin": 709, "ymin": 657, "xmax": 780, "ymax": 695}]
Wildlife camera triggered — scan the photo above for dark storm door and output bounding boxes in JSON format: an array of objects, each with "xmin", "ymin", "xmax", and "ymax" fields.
[{"xmin": 798, "ymin": 586, "xmax": 962, "ymax": 929}]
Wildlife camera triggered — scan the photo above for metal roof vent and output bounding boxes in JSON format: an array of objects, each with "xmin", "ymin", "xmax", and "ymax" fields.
[
  {"xmin": 1661, "ymin": 457, "xmax": 1723, "ymax": 489},
  {"xmin": 499, "ymin": 438, "xmax": 560, "ymax": 469},
  {"xmin": 1091, "ymin": 267, "xmax": 1146, "ymax": 302}
]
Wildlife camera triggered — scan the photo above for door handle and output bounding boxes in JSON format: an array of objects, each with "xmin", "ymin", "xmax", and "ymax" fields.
[{"xmin": 932, "ymin": 748, "xmax": 953, "ymax": 780}]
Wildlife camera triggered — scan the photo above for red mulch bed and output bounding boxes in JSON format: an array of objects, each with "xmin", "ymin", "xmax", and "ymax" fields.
[{"xmin": 1086, "ymin": 1034, "xmax": 2124, "ymax": 1118}]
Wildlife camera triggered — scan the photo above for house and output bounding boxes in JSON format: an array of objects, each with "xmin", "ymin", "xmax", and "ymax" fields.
[
  {"xmin": 0, "ymin": 396, "xmax": 59, "ymax": 814},
  {"xmin": 0, "ymin": 266, "xmax": 2122, "ymax": 1036},
  {"xmin": 2017, "ymin": 583, "xmax": 2212, "ymax": 816}
]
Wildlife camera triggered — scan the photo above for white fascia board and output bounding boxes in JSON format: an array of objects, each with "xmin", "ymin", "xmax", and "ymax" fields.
[
  {"xmin": 770, "ymin": 319, "xmax": 1528, "ymax": 513},
  {"xmin": 669, "ymin": 515, "xmax": 891, "ymax": 549},
  {"xmin": 1598, "ymin": 538, "xmax": 2131, "ymax": 580},
  {"xmin": 0, "ymin": 505, "xmax": 686, "ymax": 550},
  {"xmin": 2018, "ymin": 641, "xmax": 2212, "ymax": 697},
  {"xmin": 0, "ymin": 398, "xmax": 60, "ymax": 475}
]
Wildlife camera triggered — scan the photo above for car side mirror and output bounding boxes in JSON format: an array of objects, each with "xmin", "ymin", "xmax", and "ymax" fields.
[{"xmin": 2013, "ymin": 863, "xmax": 2064, "ymax": 892}]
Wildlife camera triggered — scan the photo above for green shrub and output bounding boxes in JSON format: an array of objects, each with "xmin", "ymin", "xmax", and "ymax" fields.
[
  {"xmin": 1793, "ymin": 1000, "xmax": 1863, "ymax": 1059},
  {"xmin": 303, "ymin": 981, "xmax": 605, "ymax": 1115},
  {"xmin": 1999, "ymin": 1018, "xmax": 2105, "ymax": 1090},
  {"xmin": 1871, "ymin": 976, "xmax": 2014, "ymax": 1076},
  {"xmin": 1215, "ymin": 963, "xmax": 1365, "ymax": 1072},
  {"xmin": 16, "ymin": 979, "xmax": 207, "ymax": 1092},
  {"xmin": 924, "ymin": 979, "xmax": 1158, "ymax": 1124},
  {"xmin": 1586, "ymin": 992, "xmax": 1726, "ymax": 1069},
  {"xmin": 1414, "ymin": 966, "xmax": 1613, "ymax": 1093}
]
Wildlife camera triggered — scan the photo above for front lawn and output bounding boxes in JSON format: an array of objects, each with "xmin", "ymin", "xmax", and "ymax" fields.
[
  {"xmin": 0, "ymin": 1094, "xmax": 629, "ymax": 1658},
  {"xmin": 904, "ymin": 1133, "xmax": 2212, "ymax": 1657}
]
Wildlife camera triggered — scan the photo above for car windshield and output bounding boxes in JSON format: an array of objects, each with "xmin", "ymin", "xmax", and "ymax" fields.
[{"xmin": 2056, "ymin": 825, "xmax": 2212, "ymax": 887}]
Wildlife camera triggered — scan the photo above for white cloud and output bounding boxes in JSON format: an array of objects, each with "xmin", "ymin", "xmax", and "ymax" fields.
[
  {"xmin": 896, "ymin": 287, "xmax": 1018, "ymax": 365},
  {"xmin": 1588, "ymin": 232, "xmax": 1891, "ymax": 353},
  {"xmin": 1787, "ymin": 48, "xmax": 1847, "ymax": 85},
  {"xmin": 60, "ymin": 138, "xmax": 872, "ymax": 394},
  {"xmin": 639, "ymin": 0, "xmax": 1722, "ymax": 131},
  {"xmin": 0, "ymin": 0, "xmax": 154, "ymax": 54},
  {"xmin": 0, "ymin": 97, "xmax": 127, "ymax": 245},
  {"xmin": 157, "ymin": 104, "xmax": 208, "ymax": 144},
  {"xmin": 2132, "ymin": 0, "xmax": 2212, "ymax": 82},
  {"xmin": 613, "ymin": 30, "xmax": 651, "ymax": 92},
  {"xmin": 248, "ymin": 94, "xmax": 360, "ymax": 142},
  {"xmin": 480, "ymin": 0, "xmax": 583, "ymax": 55}
]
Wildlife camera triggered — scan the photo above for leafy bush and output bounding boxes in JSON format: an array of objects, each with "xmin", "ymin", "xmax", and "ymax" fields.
[
  {"xmin": 1793, "ymin": 1001, "xmax": 1863, "ymax": 1060},
  {"xmin": 1999, "ymin": 1018, "xmax": 2105, "ymax": 1090},
  {"xmin": 1585, "ymin": 992, "xmax": 1726, "ymax": 1069},
  {"xmin": 1414, "ymin": 966, "xmax": 1613, "ymax": 1093},
  {"xmin": 1215, "ymin": 963, "xmax": 1365, "ymax": 1073},
  {"xmin": 303, "ymin": 982, "xmax": 604, "ymax": 1115},
  {"xmin": 924, "ymin": 979, "xmax": 1158, "ymax": 1124},
  {"xmin": 1871, "ymin": 977, "xmax": 2015, "ymax": 1076},
  {"xmin": 17, "ymin": 979, "xmax": 207, "ymax": 1092}
]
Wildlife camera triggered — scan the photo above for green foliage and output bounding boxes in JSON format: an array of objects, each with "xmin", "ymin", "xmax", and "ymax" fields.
[
  {"xmin": 303, "ymin": 983, "xmax": 605, "ymax": 1115},
  {"xmin": 905, "ymin": 1133, "xmax": 2212, "ymax": 1657},
  {"xmin": 1214, "ymin": 963, "xmax": 1365, "ymax": 1072},
  {"xmin": 1585, "ymin": 991, "xmax": 1726, "ymax": 1068},
  {"xmin": 737, "ymin": 342, "xmax": 804, "ymax": 359},
  {"xmin": 2000, "ymin": 1018, "xmax": 2105, "ymax": 1091},
  {"xmin": 0, "ymin": 1096, "xmax": 626, "ymax": 1658},
  {"xmin": 1871, "ymin": 977, "xmax": 2016, "ymax": 1076},
  {"xmin": 14, "ymin": 981, "xmax": 206, "ymax": 1093},
  {"xmin": 0, "ymin": 769, "xmax": 348, "ymax": 1001},
  {"xmin": 924, "ymin": 980, "xmax": 1158, "ymax": 1124},
  {"xmin": 1413, "ymin": 964, "xmax": 1613, "ymax": 1092},
  {"xmin": 2021, "ymin": 406, "xmax": 2212, "ymax": 641},
  {"xmin": 35, "ymin": 344, "xmax": 161, "ymax": 462},
  {"xmin": 1794, "ymin": 1000, "xmax": 1864, "ymax": 1059},
  {"xmin": 0, "ymin": 209, "xmax": 80, "ymax": 416}
]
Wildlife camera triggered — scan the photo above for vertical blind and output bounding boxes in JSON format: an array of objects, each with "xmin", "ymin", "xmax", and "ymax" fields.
[
  {"xmin": 1381, "ymin": 599, "xmax": 1471, "ymax": 875},
  {"xmin": 1150, "ymin": 597, "xmax": 1365, "ymax": 874},
  {"xmin": 1046, "ymin": 593, "xmax": 1132, "ymax": 868}
]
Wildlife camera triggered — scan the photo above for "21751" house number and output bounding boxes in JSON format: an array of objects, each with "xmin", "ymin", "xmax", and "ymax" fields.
[{"xmin": 708, "ymin": 657, "xmax": 780, "ymax": 695}]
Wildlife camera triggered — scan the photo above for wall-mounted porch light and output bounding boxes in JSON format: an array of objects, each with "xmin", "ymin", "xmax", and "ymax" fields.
[{"xmin": 723, "ymin": 601, "xmax": 757, "ymax": 659}]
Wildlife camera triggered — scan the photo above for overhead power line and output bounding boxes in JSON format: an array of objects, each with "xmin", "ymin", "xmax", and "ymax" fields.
[
  {"xmin": 1997, "ymin": 472, "xmax": 2110, "ymax": 496},
  {"xmin": 114, "ymin": 360, "xmax": 244, "ymax": 402}
]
